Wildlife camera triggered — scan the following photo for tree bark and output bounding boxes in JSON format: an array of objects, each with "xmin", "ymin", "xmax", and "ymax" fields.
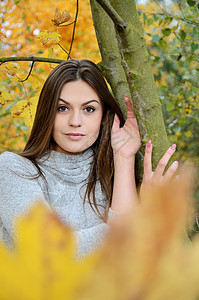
[{"xmin": 90, "ymin": 0, "xmax": 169, "ymax": 180}]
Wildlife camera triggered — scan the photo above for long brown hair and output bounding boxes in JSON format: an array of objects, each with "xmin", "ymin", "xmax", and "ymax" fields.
[{"xmin": 20, "ymin": 59, "xmax": 125, "ymax": 219}]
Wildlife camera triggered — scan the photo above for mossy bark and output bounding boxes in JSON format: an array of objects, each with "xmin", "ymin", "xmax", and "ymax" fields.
[
  {"xmin": 90, "ymin": 0, "xmax": 169, "ymax": 180},
  {"xmin": 90, "ymin": 0, "xmax": 130, "ymax": 117}
]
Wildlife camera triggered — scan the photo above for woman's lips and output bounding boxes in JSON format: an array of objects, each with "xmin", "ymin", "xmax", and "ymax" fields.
[{"xmin": 66, "ymin": 133, "xmax": 85, "ymax": 140}]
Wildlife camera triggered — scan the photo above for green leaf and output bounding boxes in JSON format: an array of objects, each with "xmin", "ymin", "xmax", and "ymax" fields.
[
  {"xmin": 153, "ymin": 56, "xmax": 160, "ymax": 62},
  {"xmin": 179, "ymin": 118, "xmax": 186, "ymax": 125},
  {"xmin": 166, "ymin": 102, "xmax": 174, "ymax": 112},
  {"xmin": 159, "ymin": 39, "xmax": 167, "ymax": 51},
  {"xmin": 147, "ymin": 18, "xmax": 154, "ymax": 26},
  {"xmin": 153, "ymin": 14, "xmax": 159, "ymax": 22},
  {"xmin": 187, "ymin": 0, "xmax": 196, "ymax": 7},
  {"xmin": 143, "ymin": 13, "xmax": 147, "ymax": 21},
  {"xmin": 166, "ymin": 16, "xmax": 173, "ymax": 24},
  {"xmin": 162, "ymin": 28, "xmax": 171, "ymax": 37},
  {"xmin": 191, "ymin": 42, "xmax": 199, "ymax": 52},
  {"xmin": 180, "ymin": 30, "xmax": 186, "ymax": 40},
  {"xmin": 193, "ymin": 27, "xmax": 198, "ymax": 36}
]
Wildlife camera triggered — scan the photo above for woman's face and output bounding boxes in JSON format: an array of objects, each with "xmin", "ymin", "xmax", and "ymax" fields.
[{"xmin": 52, "ymin": 80, "xmax": 103, "ymax": 155}]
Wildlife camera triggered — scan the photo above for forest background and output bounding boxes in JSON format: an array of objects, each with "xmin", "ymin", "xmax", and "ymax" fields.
[{"xmin": 0, "ymin": 0, "xmax": 198, "ymax": 222}]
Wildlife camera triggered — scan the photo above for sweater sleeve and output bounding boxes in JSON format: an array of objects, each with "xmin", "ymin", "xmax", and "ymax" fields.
[
  {"xmin": 74, "ymin": 222, "xmax": 110, "ymax": 258},
  {"xmin": 0, "ymin": 152, "xmax": 50, "ymax": 239},
  {"xmin": 75, "ymin": 208, "xmax": 125, "ymax": 258}
]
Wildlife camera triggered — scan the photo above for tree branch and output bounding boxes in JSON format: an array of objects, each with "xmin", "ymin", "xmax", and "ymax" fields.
[
  {"xmin": 67, "ymin": 0, "xmax": 79, "ymax": 59},
  {"xmin": 0, "ymin": 57, "xmax": 64, "ymax": 66},
  {"xmin": 95, "ymin": 0, "xmax": 126, "ymax": 31}
]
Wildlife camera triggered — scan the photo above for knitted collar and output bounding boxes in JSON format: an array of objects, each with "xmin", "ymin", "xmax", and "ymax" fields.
[{"xmin": 37, "ymin": 148, "xmax": 94, "ymax": 184}]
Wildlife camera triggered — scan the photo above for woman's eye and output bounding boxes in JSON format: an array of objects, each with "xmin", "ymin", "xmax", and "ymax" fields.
[
  {"xmin": 84, "ymin": 106, "xmax": 95, "ymax": 113},
  {"xmin": 58, "ymin": 105, "xmax": 68, "ymax": 112}
]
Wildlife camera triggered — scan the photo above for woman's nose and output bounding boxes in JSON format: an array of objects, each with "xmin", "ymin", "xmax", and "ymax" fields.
[{"xmin": 68, "ymin": 111, "xmax": 82, "ymax": 127}]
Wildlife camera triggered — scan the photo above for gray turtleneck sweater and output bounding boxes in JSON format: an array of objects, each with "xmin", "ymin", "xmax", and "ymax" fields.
[{"xmin": 0, "ymin": 148, "xmax": 118, "ymax": 257}]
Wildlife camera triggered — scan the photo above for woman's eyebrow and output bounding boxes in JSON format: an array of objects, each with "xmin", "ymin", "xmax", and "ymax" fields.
[{"xmin": 58, "ymin": 98, "xmax": 100, "ymax": 105}]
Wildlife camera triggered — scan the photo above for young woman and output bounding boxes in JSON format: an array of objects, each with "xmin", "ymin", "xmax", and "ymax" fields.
[{"xmin": 0, "ymin": 59, "xmax": 178, "ymax": 257}]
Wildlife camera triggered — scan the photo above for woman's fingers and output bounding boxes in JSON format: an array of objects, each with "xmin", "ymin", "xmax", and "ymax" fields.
[
  {"xmin": 111, "ymin": 113, "xmax": 120, "ymax": 133},
  {"xmin": 125, "ymin": 95, "xmax": 136, "ymax": 119},
  {"xmin": 164, "ymin": 160, "xmax": 179, "ymax": 181},
  {"xmin": 143, "ymin": 140, "xmax": 153, "ymax": 178},
  {"xmin": 153, "ymin": 144, "xmax": 177, "ymax": 178}
]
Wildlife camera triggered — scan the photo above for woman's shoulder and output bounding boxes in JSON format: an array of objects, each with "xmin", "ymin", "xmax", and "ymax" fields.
[
  {"xmin": 0, "ymin": 151, "xmax": 25, "ymax": 164},
  {"xmin": 0, "ymin": 151, "xmax": 36, "ymax": 173}
]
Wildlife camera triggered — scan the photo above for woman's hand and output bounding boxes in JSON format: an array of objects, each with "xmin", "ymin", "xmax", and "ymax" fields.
[
  {"xmin": 140, "ymin": 140, "xmax": 179, "ymax": 198},
  {"xmin": 111, "ymin": 95, "xmax": 141, "ymax": 160}
]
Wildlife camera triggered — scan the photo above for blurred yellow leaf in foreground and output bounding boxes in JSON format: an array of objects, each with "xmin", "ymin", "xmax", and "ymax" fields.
[
  {"xmin": 0, "ymin": 169, "xmax": 199, "ymax": 300},
  {"xmin": 0, "ymin": 203, "xmax": 96, "ymax": 300}
]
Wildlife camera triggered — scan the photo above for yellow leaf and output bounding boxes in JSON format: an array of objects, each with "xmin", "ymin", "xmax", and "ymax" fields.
[
  {"xmin": 185, "ymin": 108, "xmax": 192, "ymax": 114},
  {"xmin": 2, "ymin": 63, "xmax": 20, "ymax": 76},
  {"xmin": 51, "ymin": 8, "xmax": 71, "ymax": 26},
  {"xmin": 185, "ymin": 130, "xmax": 192, "ymax": 138},
  {"xmin": 10, "ymin": 75, "xmax": 20, "ymax": 83},
  {"xmin": 0, "ymin": 96, "xmax": 5, "ymax": 105},
  {"xmin": 80, "ymin": 170, "xmax": 199, "ymax": 300},
  {"xmin": 37, "ymin": 30, "xmax": 61, "ymax": 45},
  {"xmin": 1, "ymin": 90, "xmax": 12, "ymax": 101},
  {"xmin": 27, "ymin": 74, "xmax": 43, "ymax": 89},
  {"xmin": 0, "ymin": 202, "xmax": 96, "ymax": 300},
  {"xmin": 11, "ymin": 96, "xmax": 39, "ymax": 128},
  {"xmin": 176, "ymin": 131, "xmax": 181, "ymax": 137}
]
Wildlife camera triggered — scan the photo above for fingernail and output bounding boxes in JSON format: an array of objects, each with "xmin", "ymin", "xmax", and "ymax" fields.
[
  {"xmin": 170, "ymin": 144, "xmax": 176, "ymax": 150},
  {"xmin": 173, "ymin": 160, "xmax": 178, "ymax": 165},
  {"xmin": 147, "ymin": 139, "xmax": 152, "ymax": 148},
  {"xmin": 125, "ymin": 94, "xmax": 129, "ymax": 97}
]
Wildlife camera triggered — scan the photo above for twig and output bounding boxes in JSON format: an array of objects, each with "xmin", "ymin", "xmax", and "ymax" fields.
[
  {"xmin": 154, "ymin": 12, "xmax": 199, "ymax": 26},
  {"xmin": 67, "ymin": 0, "xmax": 79, "ymax": 60},
  {"xmin": 57, "ymin": 43, "xmax": 72, "ymax": 58},
  {"xmin": 95, "ymin": 0, "xmax": 126, "ymax": 31},
  {"xmin": 0, "ymin": 57, "xmax": 64, "ymax": 66},
  {"xmin": 20, "ymin": 61, "xmax": 35, "ymax": 82},
  {"xmin": 58, "ymin": 21, "xmax": 75, "ymax": 27}
]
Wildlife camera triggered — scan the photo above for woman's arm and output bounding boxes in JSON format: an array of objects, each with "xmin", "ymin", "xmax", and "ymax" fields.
[
  {"xmin": 110, "ymin": 95, "xmax": 141, "ymax": 213},
  {"xmin": 0, "ymin": 152, "xmax": 50, "ymax": 238},
  {"xmin": 111, "ymin": 155, "xmax": 138, "ymax": 213}
]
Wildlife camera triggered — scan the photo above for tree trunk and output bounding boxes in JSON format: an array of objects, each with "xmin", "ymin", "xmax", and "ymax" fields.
[{"xmin": 90, "ymin": 0, "xmax": 169, "ymax": 180}]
